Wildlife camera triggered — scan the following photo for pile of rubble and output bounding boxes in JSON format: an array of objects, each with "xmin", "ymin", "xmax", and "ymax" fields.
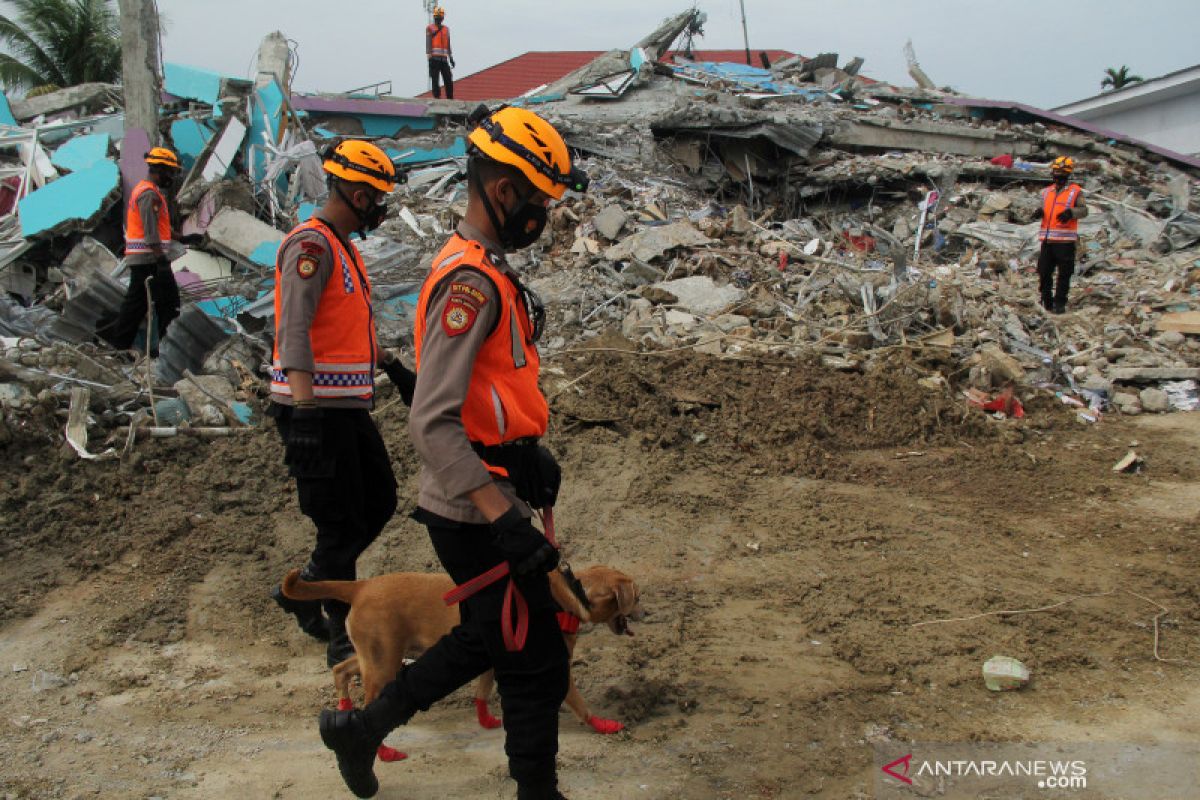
[{"xmin": 2, "ymin": 11, "xmax": 1199, "ymax": 456}]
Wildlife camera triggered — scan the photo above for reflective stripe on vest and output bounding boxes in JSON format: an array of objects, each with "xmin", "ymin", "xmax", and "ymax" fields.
[
  {"xmin": 124, "ymin": 180, "xmax": 173, "ymax": 255},
  {"xmin": 271, "ymin": 219, "xmax": 377, "ymax": 401},
  {"xmin": 428, "ymin": 24, "xmax": 450, "ymax": 58},
  {"xmin": 1038, "ymin": 183, "xmax": 1082, "ymax": 243},
  {"xmin": 414, "ymin": 234, "xmax": 548, "ymax": 447}
]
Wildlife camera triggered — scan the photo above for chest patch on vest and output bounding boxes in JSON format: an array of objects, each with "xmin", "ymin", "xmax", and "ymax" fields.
[
  {"xmin": 442, "ymin": 298, "xmax": 477, "ymax": 336},
  {"xmin": 296, "ymin": 255, "xmax": 319, "ymax": 279}
]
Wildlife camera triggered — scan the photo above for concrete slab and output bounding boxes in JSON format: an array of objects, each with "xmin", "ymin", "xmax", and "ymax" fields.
[
  {"xmin": 170, "ymin": 118, "xmax": 215, "ymax": 170},
  {"xmin": 205, "ymin": 208, "xmax": 284, "ymax": 266},
  {"xmin": 247, "ymin": 79, "xmax": 285, "ymax": 183},
  {"xmin": 164, "ymin": 63, "xmax": 226, "ymax": 107},
  {"xmin": 19, "ymin": 159, "xmax": 120, "ymax": 238},
  {"xmin": 172, "ymin": 249, "xmax": 233, "ymax": 282},
  {"xmin": 652, "ymin": 275, "xmax": 747, "ymax": 316},
  {"xmin": 50, "ymin": 133, "xmax": 111, "ymax": 173}
]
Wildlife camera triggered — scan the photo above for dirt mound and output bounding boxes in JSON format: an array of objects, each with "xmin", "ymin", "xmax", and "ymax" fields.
[{"xmin": 551, "ymin": 351, "xmax": 1002, "ymax": 478}]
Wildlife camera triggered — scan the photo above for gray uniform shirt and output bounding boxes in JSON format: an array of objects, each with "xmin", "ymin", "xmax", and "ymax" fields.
[
  {"xmin": 271, "ymin": 222, "xmax": 374, "ymax": 410},
  {"xmin": 126, "ymin": 190, "xmax": 167, "ymax": 266},
  {"xmin": 409, "ymin": 222, "xmax": 529, "ymax": 524}
]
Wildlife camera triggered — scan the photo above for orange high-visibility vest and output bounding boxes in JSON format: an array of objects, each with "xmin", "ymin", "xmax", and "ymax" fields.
[
  {"xmin": 427, "ymin": 24, "xmax": 450, "ymax": 59},
  {"xmin": 124, "ymin": 180, "xmax": 173, "ymax": 256},
  {"xmin": 414, "ymin": 234, "xmax": 547, "ymax": 446},
  {"xmin": 1038, "ymin": 183, "xmax": 1082, "ymax": 243},
  {"xmin": 271, "ymin": 218, "xmax": 377, "ymax": 402}
]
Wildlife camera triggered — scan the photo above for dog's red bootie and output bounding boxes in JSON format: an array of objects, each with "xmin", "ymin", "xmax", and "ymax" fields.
[
  {"xmin": 475, "ymin": 697, "xmax": 503, "ymax": 729},
  {"xmin": 587, "ymin": 715, "xmax": 624, "ymax": 734}
]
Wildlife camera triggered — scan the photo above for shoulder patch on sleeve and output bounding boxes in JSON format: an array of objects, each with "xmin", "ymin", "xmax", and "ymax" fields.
[
  {"xmin": 449, "ymin": 281, "xmax": 488, "ymax": 308},
  {"xmin": 297, "ymin": 255, "xmax": 319, "ymax": 279},
  {"xmin": 442, "ymin": 298, "xmax": 478, "ymax": 336},
  {"xmin": 299, "ymin": 240, "xmax": 326, "ymax": 256}
]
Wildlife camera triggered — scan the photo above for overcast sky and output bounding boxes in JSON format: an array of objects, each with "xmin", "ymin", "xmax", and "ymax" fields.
[{"xmin": 156, "ymin": 0, "xmax": 1195, "ymax": 109}]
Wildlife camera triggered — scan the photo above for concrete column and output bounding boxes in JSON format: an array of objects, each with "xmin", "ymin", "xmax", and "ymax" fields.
[{"xmin": 118, "ymin": 0, "xmax": 161, "ymax": 146}]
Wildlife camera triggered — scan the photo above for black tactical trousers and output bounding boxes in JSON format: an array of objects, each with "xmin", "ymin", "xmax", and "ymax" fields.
[
  {"xmin": 429, "ymin": 58, "xmax": 454, "ymax": 99},
  {"xmin": 364, "ymin": 515, "xmax": 569, "ymax": 793},
  {"xmin": 272, "ymin": 405, "xmax": 398, "ymax": 620},
  {"xmin": 100, "ymin": 260, "xmax": 180, "ymax": 349},
  {"xmin": 1037, "ymin": 241, "xmax": 1076, "ymax": 308}
]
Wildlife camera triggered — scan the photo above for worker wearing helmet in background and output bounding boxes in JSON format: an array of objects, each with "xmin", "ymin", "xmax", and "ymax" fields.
[
  {"xmin": 268, "ymin": 140, "xmax": 416, "ymax": 668},
  {"xmin": 426, "ymin": 6, "xmax": 455, "ymax": 99},
  {"xmin": 99, "ymin": 147, "xmax": 183, "ymax": 351},
  {"xmin": 1032, "ymin": 156, "xmax": 1089, "ymax": 313},
  {"xmin": 318, "ymin": 106, "xmax": 589, "ymax": 800}
]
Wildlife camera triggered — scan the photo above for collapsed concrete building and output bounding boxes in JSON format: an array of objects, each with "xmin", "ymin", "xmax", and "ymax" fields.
[{"xmin": 2, "ymin": 9, "xmax": 1200, "ymax": 456}]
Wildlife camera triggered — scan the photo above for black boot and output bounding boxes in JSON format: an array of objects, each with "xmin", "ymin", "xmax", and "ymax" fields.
[
  {"xmin": 326, "ymin": 604, "xmax": 355, "ymax": 667},
  {"xmin": 319, "ymin": 708, "xmax": 382, "ymax": 798},
  {"xmin": 517, "ymin": 780, "xmax": 567, "ymax": 800},
  {"xmin": 271, "ymin": 583, "xmax": 328, "ymax": 642}
]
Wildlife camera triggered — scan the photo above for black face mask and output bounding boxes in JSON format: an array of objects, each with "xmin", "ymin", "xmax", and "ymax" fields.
[
  {"xmin": 336, "ymin": 183, "xmax": 389, "ymax": 237},
  {"xmin": 471, "ymin": 163, "xmax": 548, "ymax": 251}
]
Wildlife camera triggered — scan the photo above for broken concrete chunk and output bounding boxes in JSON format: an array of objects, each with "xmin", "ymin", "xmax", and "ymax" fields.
[
  {"xmin": 1112, "ymin": 392, "xmax": 1142, "ymax": 415},
  {"xmin": 1139, "ymin": 387, "xmax": 1170, "ymax": 413},
  {"xmin": 604, "ymin": 221, "xmax": 714, "ymax": 263},
  {"xmin": 975, "ymin": 344, "xmax": 1025, "ymax": 385},
  {"xmin": 593, "ymin": 205, "xmax": 629, "ymax": 241},
  {"xmin": 205, "ymin": 208, "xmax": 285, "ymax": 267},
  {"xmin": 1111, "ymin": 367, "xmax": 1200, "ymax": 383},
  {"xmin": 651, "ymin": 276, "xmax": 747, "ymax": 317}
]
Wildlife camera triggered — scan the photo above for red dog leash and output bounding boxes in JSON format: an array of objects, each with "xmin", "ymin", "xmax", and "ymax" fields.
[{"xmin": 443, "ymin": 508, "xmax": 558, "ymax": 652}]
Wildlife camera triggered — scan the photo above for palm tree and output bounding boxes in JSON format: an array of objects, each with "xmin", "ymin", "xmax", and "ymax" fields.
[
  {"xmin": 1101, "ymin": 65, "xmax": 1144, "ymax": 91},
  {"xmin": 0, "ymin": 0, "xmax": 121, "ymax": 95}
]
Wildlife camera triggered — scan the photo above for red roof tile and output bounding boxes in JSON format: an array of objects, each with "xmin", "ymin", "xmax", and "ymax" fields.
[{"xmin": 419, "ymin": 49, "xmax": 797, "ymax": 101}]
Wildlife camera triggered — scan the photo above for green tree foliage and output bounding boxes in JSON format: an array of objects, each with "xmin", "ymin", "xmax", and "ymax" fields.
[{"xmin": 0, "ymin": 0, "xmax": 121, "ymax": 94}]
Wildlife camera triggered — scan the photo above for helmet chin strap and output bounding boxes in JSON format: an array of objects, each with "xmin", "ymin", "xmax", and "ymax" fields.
[
  {"xmin": 335, "ymin": 183, "xmax": 371, "ymax": 236},
  {"xmin": 469, "ymin": 159, "xmax": 513, "ymax": 250}
]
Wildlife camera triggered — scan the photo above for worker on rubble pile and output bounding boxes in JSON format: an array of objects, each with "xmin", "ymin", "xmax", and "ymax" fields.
[
  {"xmin": 426, "ymin": 6, "xmax": 455, "ymax": 99},
  {"xmin": 99, "ymin": 147, "xmax": 183, "ymax": 353},
  {"xmin": 317, "ymin": 105, "xmax": 589, "ymax": 800},
  {"xmin": 1032, "ymin": 156, "xmax": 1089, "ymax": 314},
  {"xmin": 267, "ymin": 140, "xmax": 416, "ymax": 668}
]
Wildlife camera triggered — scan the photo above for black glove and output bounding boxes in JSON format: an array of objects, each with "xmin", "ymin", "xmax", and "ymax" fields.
[
  {"xmin": 285, "ymin": 405, "xmax": 323, "ymax": 472},
  {"xmin": 450, "ymin": 56, "xmax": 456, "ymax": 68},
  {"xmin": 491, "ymin": 506, "xmax": 559, "ymax": 578},
  {"xmin": 382, "ymin": 360, "xmax": 416, "ymax": 407},
  {"xmin": 1056, "ymin": 207, "xmax": 1074, "ymax": 223},
  {"xmin": 1031, "ymin": 207, "xmax": 1043, "ymax": 221}
]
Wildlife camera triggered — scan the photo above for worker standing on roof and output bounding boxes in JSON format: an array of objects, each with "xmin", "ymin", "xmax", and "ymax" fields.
[
  {"xmin": 317, "ymin": 105, "xmax": 589, "ymax": 800},
  {"xmin": 426, "ymin": 6, "xmax": 455, "ymax": 99},
  {"xmin": 99, "ymin": 147, "xmax": 183, "ymax": 352},
  {"xmin": 1032, "ymin": 156, "xmax": 1089, "ymax": 314},
  {"xmin": 267, "ymin": 140, "xmax": 416, "ymax": 668}
]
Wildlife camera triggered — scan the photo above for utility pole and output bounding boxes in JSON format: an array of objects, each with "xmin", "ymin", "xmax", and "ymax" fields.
[
  {"xmin": 118, "ymin": 0, "xmax": 161, "ymax": 145},
  {"xmin": 739, "ymin": 0, "xmax": 751, "ymax": 66}
]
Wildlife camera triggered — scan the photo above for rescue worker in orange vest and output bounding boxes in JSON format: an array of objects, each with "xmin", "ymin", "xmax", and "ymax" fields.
[
  {"xmin": 268, "ymin": 140, "xmax": 416, "ymax": 667},
  {"xmin": 100, "ymin": 147, "xmax": 182, "ymax": 350},
  {"xmin": 318, "ymin": 106, "xmax": 589, "ymax": 800},
  {"xmin": 426, "ymin": 6, "xmax": 454, "ymax": 99},
  {"xmin": 1032, "ymin": 156, "xmax": 1089, "ymax": 314}
]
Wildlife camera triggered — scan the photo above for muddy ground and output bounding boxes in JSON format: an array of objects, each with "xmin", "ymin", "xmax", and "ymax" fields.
[{"xmin": 1, "ymin": 351, "xmax": 1198, "ymax": 799}]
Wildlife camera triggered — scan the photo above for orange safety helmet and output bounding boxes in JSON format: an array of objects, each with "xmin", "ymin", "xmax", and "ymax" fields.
[
  {"xmin": 145, "ymin": 147, "xmax": 181, "ymax": 170},
  {"xmin": 466, "ymin": 105, "xmax": 587, "ymax": 200},
  {"xmin": 432, "ymin": 5, "xmax": 445, "ymax": 17},
  {"xmin": 322, "ymin": 140, "xmax": 398, "ymax": 193},
  {"xmin": 1050, "ymin": 156, "xmax": 1075, "ymax": 175}
]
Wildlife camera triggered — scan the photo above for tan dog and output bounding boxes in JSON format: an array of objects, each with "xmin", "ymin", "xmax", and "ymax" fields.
[{"xmin": 281, "ymin": 565, "xmax": 641, "ymax": 760}]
